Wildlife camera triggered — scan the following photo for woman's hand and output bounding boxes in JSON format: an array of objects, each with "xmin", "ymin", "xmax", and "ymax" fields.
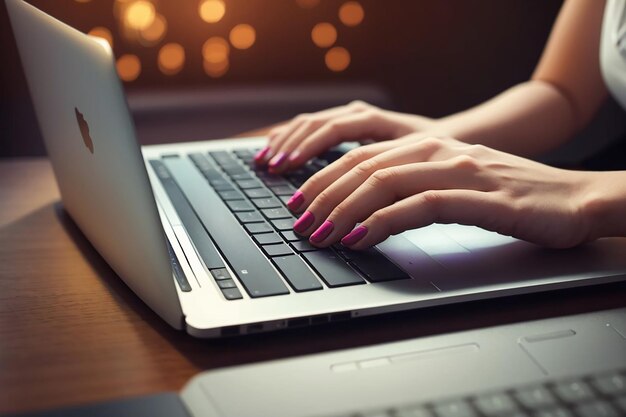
[
  {"xmin": 254, "ymin": 101, "xmax": 437, "ymax": 172},
  {"xmin": 287, "ymin": 136, "xmax": 613, "ymax": 249}
]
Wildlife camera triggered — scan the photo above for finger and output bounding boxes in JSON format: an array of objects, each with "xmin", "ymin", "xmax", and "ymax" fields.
[
  {"xmin": 289, "ymin": 136, "xmax": 449, "ymax": 214},
  {"xmin": 266, "ymin": 102, "xmax": 370, "ymax": 169},
  {"xmin": 287, "ymin": 140, "xmax": 404, "ymax": 213},
  {"xmin": 345, "ymin": 190, "xmax": 511, "ymax": 250},
  {"xmin": 304, "ymin": 158, "xmax": 493, "ymax": 245},
  {"xmin": 285, "ymin": 110, "xmax": 394, "ymax": 168}
]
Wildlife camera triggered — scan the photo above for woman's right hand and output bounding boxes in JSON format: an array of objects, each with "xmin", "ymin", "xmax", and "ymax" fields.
[{"xmin": 254, "ymin": 101, "xmax": 437, "ymax": 173}]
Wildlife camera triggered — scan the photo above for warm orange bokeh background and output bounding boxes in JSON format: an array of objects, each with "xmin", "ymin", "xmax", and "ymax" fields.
[{"xmin": 1, "ymin": 0, "xmax": 566, "ymax": 156}]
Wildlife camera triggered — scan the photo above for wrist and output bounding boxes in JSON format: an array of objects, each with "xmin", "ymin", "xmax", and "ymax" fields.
[{"xmin": 580, "ymin": 171, "xmax": 626, "ymax": 241}]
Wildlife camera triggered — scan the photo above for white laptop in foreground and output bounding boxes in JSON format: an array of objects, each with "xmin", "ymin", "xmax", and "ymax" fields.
[{"xmin": 7, "ymin": 0, "xmax": 626, "ymax": 337}]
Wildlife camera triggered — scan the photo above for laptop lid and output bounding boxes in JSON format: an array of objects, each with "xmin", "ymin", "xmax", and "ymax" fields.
[{"xmin": 6, "ymin": 0, "xmax": 184, "ymax": 329}]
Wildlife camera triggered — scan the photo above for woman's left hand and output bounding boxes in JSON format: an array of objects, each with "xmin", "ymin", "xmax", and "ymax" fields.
[{"xmin": 288, "ymin": 136, "xmax": 604, "ymax": 249}]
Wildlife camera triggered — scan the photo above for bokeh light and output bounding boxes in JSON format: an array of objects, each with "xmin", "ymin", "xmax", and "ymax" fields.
[
  {"xmin": 124, "ymin": 0, "xmax": 156, "ymax": 30},
  {"xmin": 88, "ymin": 26, "xmax": 113, "ymax": 48},
  {"xmin": 199, "ymin": 0, "xmax": 226, "ymax": 23},
  {"xmin": 139, "ymin": 13, "xmax": 167, "ymax": 45},
  {"xmin": 204, "ymin": 59, "xmax": 229, "ymax": 78},
  {"xmin": 311, "ymin": 23, "xmax": 337, "ymax": 48},
  {"xmin": 229, "ymin": 24, "xmax": 256, "ymax": 50},
  {"xmin": 158, "ymin": 43, "xmax": 185, "ymax": 75},
  {"xmin": 325, "ymin": 46, "xmax": 350, "ymax": 72},
  {"xmin": 116, "ymin": 54, "xmax": 141, "ymax": 81},
  {"xmin": 338, "ymin": 1, "xmax": 364, "ymax": 27},
  {"xmin": 202, "ymin": 37, "xmax": 230, "ymax": 63}
]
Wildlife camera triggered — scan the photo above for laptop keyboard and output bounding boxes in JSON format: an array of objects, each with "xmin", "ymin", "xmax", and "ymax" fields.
[
  {"xmin": 320, "ymin": 369, "xmax": 626, "ymax": 417},
  {"xmin": 150, "ymin": 148, "xmax": 409, "ymax": 300}
]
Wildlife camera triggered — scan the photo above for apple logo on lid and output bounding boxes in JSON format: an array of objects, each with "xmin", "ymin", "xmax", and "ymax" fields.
[{"xmin": 75, "ymin": 107, "xmax": 94, "ymax": 154}]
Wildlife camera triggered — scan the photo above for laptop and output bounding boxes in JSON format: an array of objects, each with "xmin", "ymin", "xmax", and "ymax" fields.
[
  {"xmin": 6, "ymin": 0, "xmax": 626, "ymax": 338},
  {"xmin": 6, "ymin": 308, "xmax": 626, "ymax": 416}
]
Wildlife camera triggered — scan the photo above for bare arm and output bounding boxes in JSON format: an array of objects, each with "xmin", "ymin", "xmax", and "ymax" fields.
[
  {"xmin": 262, "ymin": 0, "xmax": 609, "ymax": 170},
  {"xmin": 436, "ymin": 0, "xmax": 609, "ymax": 156}
]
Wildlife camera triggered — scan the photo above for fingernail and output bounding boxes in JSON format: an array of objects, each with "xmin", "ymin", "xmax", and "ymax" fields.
[
  {"xmin": 254, "ymin": 147, "xmax": 270, "ymax": 163},
  {"xmin": 341, "ymin": 225, "xmax": 368, "ymax": 246},
  {"xmin": 310, "ymin": 220, "xmax": 334, "ymax": 243},
  {"xmin": 269, "ymin": 152, "xmax": 287, "ymax": 168},
  {"xmin": 288, "ymin": 150, "xmax": 301, "ymax": 163},
  {"xmin": 293, "ymin": 211, "xmax": 315, "ymax": 233},
  {"xmin": 287, "ymin": 190, "xmax": 304, "ymax": 211}
]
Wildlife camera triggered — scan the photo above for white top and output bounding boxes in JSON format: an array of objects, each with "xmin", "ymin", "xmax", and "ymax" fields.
[{"xmin": 601, "ymin": 0, "xmax": 626, "ymax": 109}]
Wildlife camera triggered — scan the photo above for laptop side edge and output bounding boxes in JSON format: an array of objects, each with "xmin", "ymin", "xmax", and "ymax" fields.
[{"xmin": 5, "ymin": 0, "xmax": 184, "ymax": 329}]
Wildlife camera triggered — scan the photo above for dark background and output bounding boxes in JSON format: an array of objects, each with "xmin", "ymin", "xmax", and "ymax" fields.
[{"xmin": 2, "ymin": 0, "xmax": 624, "ymax": 160}]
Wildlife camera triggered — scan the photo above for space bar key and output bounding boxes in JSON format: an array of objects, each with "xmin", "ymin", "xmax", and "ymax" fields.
[{"xmin": 163, "ymin": 157, "xmax": 289, "ymax": 298}]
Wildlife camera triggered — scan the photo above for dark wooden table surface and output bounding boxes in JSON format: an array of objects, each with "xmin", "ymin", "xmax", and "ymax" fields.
[{"xmin": 1, "ymin": 150, "xmax": 625, "ymax": 415}]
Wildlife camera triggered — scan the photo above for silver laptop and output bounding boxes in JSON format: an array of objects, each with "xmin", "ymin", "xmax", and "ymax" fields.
[
  {"xmin": 179, "ymin": 308, "xmax": 626, "ymax": 417},
  {"xmin": 7, "ymin": 0, "xmax": 626, "ymax": 338}
]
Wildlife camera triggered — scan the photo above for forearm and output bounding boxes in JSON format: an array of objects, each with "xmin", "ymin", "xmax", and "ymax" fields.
[{"xmin": 434, "ymin": 80, "xmax": 583, "ymax": 157}]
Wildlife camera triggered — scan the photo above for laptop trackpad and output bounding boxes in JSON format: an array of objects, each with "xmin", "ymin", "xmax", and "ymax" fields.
[
  {"xmin": 518, "ymin": 320, "xmax": 626, "ymax": 376},
  {"xmin": 398, "ymin": 224, "xmax": 623, "ymax": 292}
]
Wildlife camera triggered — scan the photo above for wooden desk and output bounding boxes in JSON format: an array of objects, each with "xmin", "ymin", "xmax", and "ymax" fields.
[{"xmin": 1, "ymin": 156, "xmax": 625, "ymax": 415}]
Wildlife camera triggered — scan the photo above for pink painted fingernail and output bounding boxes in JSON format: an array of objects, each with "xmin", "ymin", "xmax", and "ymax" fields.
[
  {"xmin": 269, "ymin": 152, "xmax": 287, "ymax": 169},
  {"xmin": 287, "ymin": 190, "xmax": 304, "ymax": 211},
  {"xmin": 293, "ymin": 211, "xmax": 315, "ymax": 233},
  {"xmin": 254, "ymin": 147, "xmax": 270, "ymax": 163},
  {"xmin": 270, "ymin": 152, "xmax": 287, "ymax": 168},
  {"xmin": 288, "ymin": 150, "xmax": 301, "ymax": 163},
  {"xmin": 341, "ymin": 225, "xmax": 368, "ymax": 246},
  {"xmin": 310, "ymin": 220, "xmax": 334, "ymax": 243}
]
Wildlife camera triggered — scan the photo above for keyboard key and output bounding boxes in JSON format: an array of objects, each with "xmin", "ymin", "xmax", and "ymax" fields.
[
  {"xmin": 279, "ymin": 195, "xmax": 292, "ymax": 205},
  {"xmin": 271, "ymin": 218, "xmax": 296, "ymax": 230},
  {"xmin": 253, "ymin": 232, "xmax": 283, "ymax": 245},
  {"xmin": 244, "ymin": 188, "xmax": 272, "ymax": 199},
  {"xmin": 262, "ymin": 243, "xmax": 293, "ymax": 257},
  {"xmin": 164, "ymin": 158, "xmax": 289, "ymax": 298},
  {"xmin": 230, "ymin": 173, "xmax": 254, "ymax": 181},
  {"xmin": 209, "ymin": 151, "xmax": 236, "ymax": 165},
  {"xmin": 262, "ymin": 207, "xmax": 292, "ymax": 219},
  {"xmin": 271, "ymin": 184, "xmax": 297, "ymax": 196},
  {"xmin": 218, "ymin": 190, "xmax": 245, "ymax": 200},
  {"xmin": 281, "ymin": 231, "xmax": 304, "ymax": 242},
  {"xmin": 226, "ymin": 200, "xmax": 254, "ymax": 212},
  {"xmin": 209, "ymin": 181, "xmax": 234, "ymax": 191},
  {"xmin": 211, "ymin": 268, "xmax": 231, "ymax": 280},
  {"xmin": 235, "ymin": 211, "xmax": 264, "ymax": 223},
  {"xmin": 251, "ymin": 197, "xmax": 283, "ymax": 209},
  {"xmin": 217, "ymin": 279, "xmax": 237, "ymax": 289},
  {"xmin": 432, "ymin": 399, "xmax": 477, "ymax": 417},
  {"xmin": 514, "ymin": 386, "xmax": 557, "ymax": 409},
  {"xmin": 349, "ymin": 256, "xmax": 410, "ymax": 283},
  {"xmin": 222, "ymin": 166, "xmax": 248, "ymax": 176},
  {"xmin": 591, "ymin": 373, "xmax": 626, "ymax": 396},
  {"xmin": 575, "ymin": 401, "xmax": 619, "ymax": 417},
  {"xmin": 237, "ymin": 179, "xmax": 264, "ymax": 189},
  {"xmin": 273, "ymin": 255, "xmax": 323, "ymax": 292},
  {"xmin": 474, "ymin": 392, "xmax": 518, "ymax": 416},
  {"xmin": 553, "ymin": 379, "xmax": 595, "ymax": 403},
  {"xmin": 292, "ymin": 240, "xmax": 319, "ymax": 252},
  {"xmin": 245, "ymin": 222, "xmax": 274, "ymax": 234},
  {"xmin": 261, "ymin": 176, "xmax": 290, "ymax": 187},
  {"xmin": 303, "ymin": 251, "xmax": 366, "ymax": 287}
]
